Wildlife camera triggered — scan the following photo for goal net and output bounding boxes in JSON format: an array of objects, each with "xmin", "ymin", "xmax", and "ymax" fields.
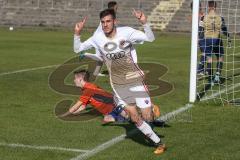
[{"xmin": 191, "ymin": 0, "xmax": 240, "ymax": 105}]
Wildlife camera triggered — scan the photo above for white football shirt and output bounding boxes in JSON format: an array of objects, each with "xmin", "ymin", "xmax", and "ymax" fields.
[{"xmin": 74, "ymin": 23, "xmax": 155, "ymax": 85}]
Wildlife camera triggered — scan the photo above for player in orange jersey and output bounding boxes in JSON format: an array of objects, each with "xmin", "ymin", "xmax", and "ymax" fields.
[
  {"xmin": 60, "ymin": 69, "xmax": 128, "ymax": 123},
  {"xmin": 61, "ymin": 69, "xmax": 160, "ymax": 123}
]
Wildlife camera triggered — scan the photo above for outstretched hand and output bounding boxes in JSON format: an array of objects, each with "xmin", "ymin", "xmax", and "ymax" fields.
[
  {"xmin": 227, "ymin": 39, "xmax": 232, "ymax": 48},
  {"xmin": 132, "ymin": 8, "xmax": 147, "ymax": 24},
  {"xmin": 74, "ymin": 17, "xmax": 87, "ymax": 36},
  {"xmin": 59, "ymin": 111, "xmax": 71, "ymax": 118}
]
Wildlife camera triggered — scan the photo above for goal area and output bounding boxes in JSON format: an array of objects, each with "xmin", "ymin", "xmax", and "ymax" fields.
[{"xmin": 190, "ymin": 0, "xmax": 240, "ymax": 105}]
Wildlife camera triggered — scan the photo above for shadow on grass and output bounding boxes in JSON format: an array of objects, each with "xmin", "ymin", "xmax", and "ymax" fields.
[{"xmin": 102, "ymin": 122, "xmax": 170, "ymax": 147}]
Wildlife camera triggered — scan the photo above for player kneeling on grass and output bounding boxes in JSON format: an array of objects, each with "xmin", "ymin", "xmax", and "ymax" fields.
[
  {"xmin": 60, "ymin": 69, "xmax": 128, "ymax": 123},
  {"xmin": 61, "ymin": 69, "xmax": 161, "ymax": 124}
]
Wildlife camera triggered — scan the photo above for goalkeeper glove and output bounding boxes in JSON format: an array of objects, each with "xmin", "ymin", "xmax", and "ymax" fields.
[
  {"xmin": 79, "ymin": 52, "xmax": 85, "ymax": 60},
  {"xmin": 227, "ymin": 39, "xmax": 232, "ymax": 48}
]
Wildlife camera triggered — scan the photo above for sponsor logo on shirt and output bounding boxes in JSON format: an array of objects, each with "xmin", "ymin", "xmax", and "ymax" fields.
[{"xmin": 145, "ymin": 99, "xmax": 149, "ymax": 104}]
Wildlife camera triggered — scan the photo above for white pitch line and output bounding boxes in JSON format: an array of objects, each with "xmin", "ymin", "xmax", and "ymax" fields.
[
  {"xmin": 70, "ymin": 103, "xmax": 193, "ymax": 160},
  {"xmin": 200, "ymin": 83, "xmax": 240, "ymax": 101},
  {"xmin": 1, "ymin": 64, "xmax": 238, "ymax": 159},
  {"xmin": 70, "ymin": 82, "xmax": 240, "ymax": 160},
  {"xmin": 157, "ymin": 103, "xmax": 193, "ymax": 122},
  {"xmin": 70, "ymin": 134, "xmax": 126, "ymax": 160},
  {"xmin": 0, "ymin": 142, "xmax": 90, "ymax": 153},
  {"xmin": 0, "ymin": 65, "xmax": 59, "ymax": 76}
]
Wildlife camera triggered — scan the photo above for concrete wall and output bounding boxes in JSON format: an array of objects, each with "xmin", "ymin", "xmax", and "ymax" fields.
[
  {"xmin": 0, "ymin": 0, "xmax": 238, "ymax": 33},
  {"xmin": 166, "ymin": 0, "xmax": 240, "ymax": 33},
  {"xmin": 0, "ymin": 0, "xmax": 157, "ymax": 29}
]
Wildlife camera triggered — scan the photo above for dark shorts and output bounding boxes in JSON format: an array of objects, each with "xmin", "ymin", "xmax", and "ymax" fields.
[
  {"xmin": 198, "ymin": 39, "xmax": 205, "ymax": 53},
  {"xmin": 203, "ymin": 38, "xmax": 224, "ymax": 57},
  {"xmin": 108, "ymin": 105, "xmax": 126, "ymax": 122}
]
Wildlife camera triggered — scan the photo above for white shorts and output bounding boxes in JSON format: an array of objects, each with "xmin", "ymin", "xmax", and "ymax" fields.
[{"xmin": 112, "ymin": 81, "xmax": 151, "ymax": 109}]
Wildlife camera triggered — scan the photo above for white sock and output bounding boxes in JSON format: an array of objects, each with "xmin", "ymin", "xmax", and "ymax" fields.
[{"xmin": 136, "ymin": 121, "xmax": 161, "ymax": 144}]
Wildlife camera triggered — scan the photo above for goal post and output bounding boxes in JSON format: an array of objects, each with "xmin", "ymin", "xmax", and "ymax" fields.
[
  {"xmin": 189, "ymin": 0, "xmax": 200, "ymax": 103},
  {"xmin": 189, "ymin": 0, "xmax": 240, "ymax": 105}
]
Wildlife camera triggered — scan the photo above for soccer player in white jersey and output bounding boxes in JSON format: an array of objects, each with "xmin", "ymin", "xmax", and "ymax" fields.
[
  {"xmin": 82, "ymin": 1, "xmax": 118, "ymax": 64},
  {"xmin": 73, "ymin": 9, "xmax": 166, "ymax": 155},
  {"xmin": 82, "ymin": 1, "xmax": 137, "ymax": 66}
]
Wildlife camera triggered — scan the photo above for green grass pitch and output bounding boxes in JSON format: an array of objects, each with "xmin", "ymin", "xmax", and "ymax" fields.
[{"xmin": 0, "ymin": 27, "xmax": 240, "ymax": 160}]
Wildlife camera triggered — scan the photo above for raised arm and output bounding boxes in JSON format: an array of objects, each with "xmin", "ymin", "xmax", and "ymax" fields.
[
  {"xmin": 74, "ymin": 36, "xmax": 95, "ymax": 53},
  {"xmin": 198, "ymin": 16, "xmax": 205, "ymax": 40},
  {"xmin": 74, "ymin": 17, "xmax": 96, "ymax": 53},
  {"xmin": 221, "ymin": 17, "xmax": 230, "ymax": 38},
  {"xmin": 130, "ymin": 9, "xmax": 155, "ymax": 42},
  {"xmin": 221, "ymin": 17, "xmax": 231, "ymax": 47}
]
